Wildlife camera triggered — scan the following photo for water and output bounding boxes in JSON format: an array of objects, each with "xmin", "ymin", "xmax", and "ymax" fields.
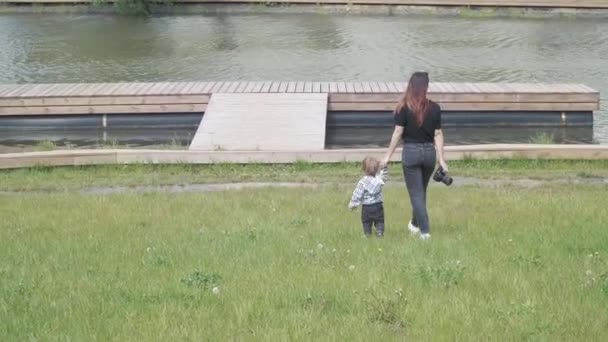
[{"xmin": 1, "ymin": 12, "xmax": 607, "ymax": 147}]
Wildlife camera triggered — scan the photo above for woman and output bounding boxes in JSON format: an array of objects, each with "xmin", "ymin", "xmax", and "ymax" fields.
[{"xmin": 382, "ymin": 72, "xmax": 448, "ymax": 241}]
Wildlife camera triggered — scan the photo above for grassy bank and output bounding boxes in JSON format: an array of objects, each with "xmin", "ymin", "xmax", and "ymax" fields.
[
  {"xmin": 1, "ymin": 159, "xmax": 607, "ymax": 192},
  {"xmin": 1, "ymin": 184, "xmax": 607, "ymax": 340}
]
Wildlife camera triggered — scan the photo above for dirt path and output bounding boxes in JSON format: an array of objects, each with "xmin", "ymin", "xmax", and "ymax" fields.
[{"xmin": 1, "ymin": 176, "xmax": 606, "ymax": 196}]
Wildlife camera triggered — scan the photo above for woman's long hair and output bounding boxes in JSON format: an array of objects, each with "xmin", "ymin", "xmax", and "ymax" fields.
[{"xmin": 394, "ymin": 72, "xmax": 430, "ymax": 127}]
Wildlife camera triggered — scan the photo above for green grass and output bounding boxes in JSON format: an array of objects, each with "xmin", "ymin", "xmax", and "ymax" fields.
[
  {"xmin": 1, "ymin": 184, "xmax": 607, "ymax": 340},
  {"xmin": 1, "ymin": 159, "xmax": 608, "ymax": 192}
]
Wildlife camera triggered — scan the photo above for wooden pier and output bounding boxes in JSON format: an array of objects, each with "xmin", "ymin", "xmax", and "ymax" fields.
[
  {"xmin": 0, "ymin": 81, "xmax": 600, "ymax": 151},
  {"xmin": 0, "ymin": 81, "xmax": 599, "ymax": 115}
]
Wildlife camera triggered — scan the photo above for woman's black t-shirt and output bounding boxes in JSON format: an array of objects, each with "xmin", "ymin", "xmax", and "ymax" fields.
[{"xmin": 393, "ymin": 100, "xmax": 442, "ymax": 143}]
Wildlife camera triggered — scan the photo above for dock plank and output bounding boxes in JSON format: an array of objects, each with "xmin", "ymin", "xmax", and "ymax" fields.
[
  {"xmin": 216, "ymin": 81, "xmax": 232, "ymax": 93},
  {"xmin": 146, "ymin": 83, "xmax": 168, "ymax": 95},
  {"xmin": 208, "ymin": 82, "xmax": 224, "ymax": 93},
  {"xmin": 328, "ymin": 101, "xmax": 599, "ymax": 112},
  {"xmin": 345, "ymin": 82, "xmax": 355, "ymax": 93},
  {"xmin": 226, "ymin": 82, "xmax": 241, "ymax": 93},
  {"xmin": 260, "ymin": 81, "xmax": 272, "ymax": 93},
  {"xmin": 188, "ymin": 82, "xmax": 209, "ymax": 94},
  {"xmin": 320, "ymin": 82, "xmax": 329, "ymax": 93},
  {"xmin": 128, "ymin": 83, "xmax": 151, "ymax": 95},
  {"xmin": 0, "ymin": 104, "xmax": 207, "ymax": 115},
  {"xmin": 179, "ymin": 82, "xmax": 198, "ymax": 94},
  {"xmin": 295, "ymin": 82, "xmax": 305, "ymax": 93},
  {"xmin": 251, "ymin": 82, "xmax": 264, "ymax": 93},
  {"xmin": 232, "ymin": 81, "xmax": 245, "ymax": 93},
  {"xmin": 376, "ymin": 82, "xmax": 389, "ymax": 93},
  {"xmin": 202, "ymin": 82, "xmax": 217, "ymax": 93},
  {"xmin": 329, "ymin": 82, "xmax": 339, "ymax": 93},
  {"xmin": 353, "ymin": 82, "xmax": 363, "ymax": 93},
  {"xmin": 303, "ymin": 82, "xmax": 313, "ymax": 93},
  {"xmin": 269, "ymin": 81, "xmax": 280, "ymax": 93},
  {"xmin": 0, "ymin": 95, "xmax": 210, "ymax": 108}
]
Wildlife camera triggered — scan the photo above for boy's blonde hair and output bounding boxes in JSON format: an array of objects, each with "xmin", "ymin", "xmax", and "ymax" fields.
[{"xmin": 362, "ymin": 156, "xmax": 380, "ymax": 176}]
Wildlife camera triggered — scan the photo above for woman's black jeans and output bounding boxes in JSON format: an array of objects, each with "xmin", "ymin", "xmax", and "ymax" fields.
[{"xmin": 402, "ymin": 143, "xmax": 436, "ymax": 234}]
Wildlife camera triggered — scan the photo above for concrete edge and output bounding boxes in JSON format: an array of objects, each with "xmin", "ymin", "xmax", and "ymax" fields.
[{"xmin": 1, "ymin": 144, "xmax": 607, "ymax": 169}]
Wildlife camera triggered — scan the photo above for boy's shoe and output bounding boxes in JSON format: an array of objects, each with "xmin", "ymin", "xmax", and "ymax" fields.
[
  {"xmin": 420, "ymin": 233, "xmax": 431, "ymax": 241},
  {"xmin": 408, "ymin": 221, "xmax": 420, "ymax": 235}
]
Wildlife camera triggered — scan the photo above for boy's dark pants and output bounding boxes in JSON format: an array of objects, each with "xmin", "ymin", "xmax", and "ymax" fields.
[{"xmin": 361, "ymin": 202, "xmax": 384, "ymax": 237}]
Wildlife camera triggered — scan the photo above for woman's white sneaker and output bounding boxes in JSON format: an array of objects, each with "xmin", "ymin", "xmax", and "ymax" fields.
[
  {"xmin": 420, "ymin": 233, "xmax": 431, "ymax": 241},
  {"xmin": 408, "ymin": 221, "xmax": 420, "ymax": 235}
]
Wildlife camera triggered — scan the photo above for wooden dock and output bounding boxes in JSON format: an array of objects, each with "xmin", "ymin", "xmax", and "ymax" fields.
[
  {"xmin": 3, "ymin": 0, "xmax": 608, "ymax": 9},
  {"xmin": 0, "ymin": 81, "xmax": 599, "ymax": 115},
  {"xmin": 0, "ymin": 81, "xmax": 600, "ymax": 151}
]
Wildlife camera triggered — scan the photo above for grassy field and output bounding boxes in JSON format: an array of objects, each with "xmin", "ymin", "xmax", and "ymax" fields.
[
  {"xmin": 1, "ymin": 179, "xmax": 608, "ymax": 340},
  {"xmin": 2, "ymin": 159, "xmax": 608, "ymax": 192}
]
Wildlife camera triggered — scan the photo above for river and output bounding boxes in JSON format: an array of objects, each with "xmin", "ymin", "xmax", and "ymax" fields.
[{"xmin": 0, "ymin": 12, "xmax": 606, "ymax": 148}]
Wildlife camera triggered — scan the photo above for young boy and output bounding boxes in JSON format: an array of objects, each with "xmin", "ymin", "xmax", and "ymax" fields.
[{"xmin": 348, "ymin": 156, "xmax": 388, "ymax": 237}]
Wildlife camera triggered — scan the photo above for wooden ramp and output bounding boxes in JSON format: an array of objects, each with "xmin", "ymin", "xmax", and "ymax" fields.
[{"xmin": 189, "ymin": 93, "xmax": 328, "ymax": 151}]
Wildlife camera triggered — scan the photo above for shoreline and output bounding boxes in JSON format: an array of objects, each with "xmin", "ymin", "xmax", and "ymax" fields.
[{"xmin": 2, "ymin": 3, "xmax": 608, "ymax": 18}]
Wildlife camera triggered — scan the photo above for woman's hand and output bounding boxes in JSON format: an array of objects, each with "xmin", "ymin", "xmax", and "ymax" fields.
[
  {"xmin": 381, "ymin": 156, "xmax": 390, "ymax": 169},
  {"xmin": 439, "ymin": 159, "xmax": 449, "ymax": 172}
]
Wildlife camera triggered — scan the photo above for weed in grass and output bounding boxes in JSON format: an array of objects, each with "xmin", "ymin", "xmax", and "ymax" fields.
[
  {"xmin": 511, "ymin": 254, "xmax": 544, "ymax": 269},
  {"xmin": 290, "ymin": 217, "xmax": 309, "ymax": 228},
  {"xmin": 576, "ymin": 172, "xmax": 602, "ymax": 179},
  {"xmin": 36, "ymin": 140, "xmax": 56, "ymax": 151},
  {"xmin": 181, "ymin": 270, "xmax": 221, "ymax": 290},
  {"xmin": 415, "ymin": 260, "xmax": 466, "ymax": 288},
  {"xmin": 366, "ymin": 291, "xmax": 408, "ymax": 329}
]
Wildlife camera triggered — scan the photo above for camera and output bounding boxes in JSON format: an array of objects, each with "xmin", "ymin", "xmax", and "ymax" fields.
[{"xmin": 433, "ymin": 166, "xmax": 453, "ymax": 186}]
